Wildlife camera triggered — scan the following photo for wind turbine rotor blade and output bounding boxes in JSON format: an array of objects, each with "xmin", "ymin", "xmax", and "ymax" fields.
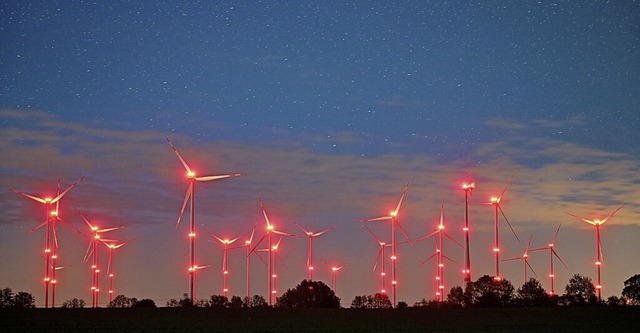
[
  {"xmin": 259, "ymin": 201, "xmax": 273, "ymax": 229},
  {"xmin": 313, "ymin": 225, "xmax": 337, "ymax": 237},
  {"xmin": 10, "ymin": 189, "xmax": 47, "ymax": 204},
  {"xmin": 52, "ymin": 221, "xmax": 59, "ymax": 248},
  {"xmin": 206, "ymin": 230, "xmax": 225, "ymax": 244},
  {"xmin": 272, "ymin": 229, "xmax": 295, "ymax": 237},
  {"xmin": 553, "ymin": 224, "xmax": 562, "ymax": 244},
  {"xmin": 502, "ymin": 257, "xmax": 521, "ymax": 262},
  {"xmin": 526, "ymin": 260, "xmax": 537, "ymax": 277},
  {"xmin": 499, "ymin": 205, "xmax": 520, "ymax": 243},
  {"xmin": 51, "ymin": 176, "xmax": 85, "ymax": 204},
  {"xmin": 248, "ymin": 222, "xmax": 257, "ymax": 243},
  {"xmin": 57, "ymin": 216, "xmax": 85, "ymax": 236},
  {"xmin": 396, "ymin": 220, "xmax": 414, "ymax": 246},
  {"xmin": 421, "ymin": 252, "xmax": 437, "ymax": 265},
  {"xmin": 443, "ymin": 232, "xmax": 463, "ymax": 248},
  {"xmin": 97, "ymin": 226, "xmax": 125, "ymax": 233},
  {"xmin": 166, "ymin": 138, "xmax": 193, "ymax": 174},
  {"xmin": 360, "ymin": 216, "xmax": 392, "ymax": 222},
  {"xmin": 365, "ymin": 226, "xmax": 384, "ymax": 244},
  {"xmin": 196, "ymin": 173, "xmax": 244, "ymax": 182},
  {"xmin": 26, "ymin": 219, "xmax": 48, "ymax": 235},
  {"xmin": 552, "ymin": 249, "xmax": 568, "ymax": 269},
  {"xmin": 442, "ymin": 254, "xmax": 458, "ymax": 263},
  {"xmin": 83, "ymin": 240, "xmax": 94, "ymax": 264},
  {"xmin": 416, "ymin": 230, "xmax": 438, "ymax": 243},
  {"xmin": 176, "ymin": 183, "xmax": 193, "ymax": 228},
  {"xmin": 499, "ymin": 173, "xmax": 516, "ymax": 200},
  {"xmin": 563, "ymin": 212, "xmax": 595, "ymax": 225},
  {"xmin": 392, "ymin": 183, "xmax": 409, "ymax": 216},
  {"xmin": 249, "ymin": 233, "xmax": 268, "ymax": 255},
  {"xmin": 373, "ymin": 247, "xmax": 383, "ymax": 272},
  {"xmin": 600, "ymin": 203, "xmax": 626, "ymax": 224},
  {"xmin": 526, "ymin": 235, "xmax": 534, "ymax": 251}
]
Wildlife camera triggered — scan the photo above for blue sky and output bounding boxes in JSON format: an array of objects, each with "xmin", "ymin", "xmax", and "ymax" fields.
[{"xmin": 1, "ymin": 1, "xmax": 639, "ymax": 306}]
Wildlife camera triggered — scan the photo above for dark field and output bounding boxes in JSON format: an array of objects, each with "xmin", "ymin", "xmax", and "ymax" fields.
[{"xmin": 1, "ymin": 306, "xmax": 639, "ymax": 332}]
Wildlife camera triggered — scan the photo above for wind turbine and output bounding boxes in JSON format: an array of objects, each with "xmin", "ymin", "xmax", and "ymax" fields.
[
  {"xmin": 77, "ymin": 210, "xmax": 124, "ymax": 308},
  {"xmin": 530, "ymin": 224, "xmax": 567, "ymax": 296},
  {"xmin": 483, "ymin": 178, "xmax": 520, "ymax": 281},
  {"xmin": 503, "ymin": 235, "xmax": 536, "ymax": 284},
  {"xmin": 360, "ymin": 183, "xmax": 412, "ymax": 307},
  {"xmin": 321, "ymin": 259, "xmax": 348, "ymax": 295},
  {"xmin": 416, "ymin": 199, "xmax": 461, "ymax": 302},
  {"xmin": 564, "ymin": 204, "xmax": 626, "ymax": 300},
  {"xmin": 364, "ymin": 226, "xmax": 391, "ymax": 295},
  {"xmin": 270, "ymin": 236, "xmax": 287, "ymax": 304},
  {"xmin": 290, "ymin": 219, "xmax": 337, "ymax": 281},
  {"xmin": 230, "ymin": 222, "xmax": 265, "ymax": 301},
  {"xmin": 460, "ymin": 182, "xmax": 475, "ymax": 286},
  {"xmin": 10, "ymin": 176, "xmax": 84, "ymax": 308},
  {"xmin": 250, "ymin": 200, "xmax": 294, "ymax": 305},
  {"xmin": 207, "ymin": 229, "xmax": 246, "ymax": 298},
  {"xmin": 101, "ymin": 239, "xmax": 131, "ymax": 304},
  {"xmin": 166, "ymin": 138, "xmax": 243, "ymax": 305}
]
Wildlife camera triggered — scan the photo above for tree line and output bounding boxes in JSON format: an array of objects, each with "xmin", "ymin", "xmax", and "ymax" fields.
[{"xmin": 3, "ymin": 273, "xmax": 640, "ymax": 308}]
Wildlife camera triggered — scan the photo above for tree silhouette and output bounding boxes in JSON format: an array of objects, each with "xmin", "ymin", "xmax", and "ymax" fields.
[
  {"xmin": 133, "ymin": 298, "xmax": 157, "ymax": 308},
  {"xmin": 622, "ymin": 274, "xmax": 640, "ymax": 305},
  {"xmin": 446, "ymin": 286, "xmax": 465, "ymax": 307},
  {"xmin": 62, "ymin": 298, "xmax": 86, "ymax": 308},
  {"xmin": 563, "ymin": 274, "xmax": 597, "ymax": 305},
  {"xmin": 277, "ymin": 280, "xmax": 340, "ymax": 308},
  {"xmin": 350, "ymin": 293, "xmax": 392, "ymax": 309},
  {"xmin": 516, "ymin": 278, "xmax": 548, "ymax": 306},
  {"xmin": 13, "ymin": 291, "xmax": 35, "ymax": 308},
  {"xmin": 465, "ymin": 275, "xmax": 514, "ymax": 307},
  {"xmin": 0, "ymin": 288, "xmax": 14, "ymax": 308},
  {"xmin": 108, "ymin": 294, "xmax": 137, "ymax": 308}
]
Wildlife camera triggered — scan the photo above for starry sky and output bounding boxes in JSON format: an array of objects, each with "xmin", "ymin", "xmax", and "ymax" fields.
[{"xmin": 1, "ymin": 1, "xmax": 639, "ymax": 307}]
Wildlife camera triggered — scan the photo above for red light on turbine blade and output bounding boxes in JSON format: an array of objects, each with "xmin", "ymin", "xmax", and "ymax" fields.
[
  {"xmin": 109, "ymin": 290, "xmax": 113, "ymax": 294},
  {"xmin": 381, "ymin": 272, "xmax": 386, "ymax": 276},
  {"xmin": 224, "ymin": 271, "xmax": 229, "ymax": 275},
  {"xmin": 309, "ymin": 266, "xmax": 314, "ymax": 270},
  {"xmin": 435, "ymin": 277, "xmax": 441, "ymax": 280},
  {"xmin": 272, "ymin": 274, "xmax": 276, "ymax": 278},
  {"xmin": 50, "ymin": 211, "xmax": 58, "ymax": 216},
  {"xmin": 95, "ymin": 269, "xmax": 100, "ymax": 273},
  {"xmin": 109, "ymin": 274, "xmax": 114, "ymax": 277},
  {"xmin": 271, "ymin": 290, "xmax": 276, "ymax": 294},
  {"xmin": 595, "ymin": 261, "xmax": 601, "ymax": 265},
  {"xmin": 439, "ymin": 285, "xmax": 445, "ymax": 289},
  {"xmin": 549, "ymin": 274, "xmax": 554, "ymax": 277},
  {"xmin": 267, "ymin": 225, "xmax": 274, "ymax": 231},
  {"xmin": 391, "ymin": 256, "xmax": 397, "ymax": 260},
  {"xmin": 51, "ymin": 280, "xmax": 56, "ymax": 284},
  {"xmin": 91, "ymin": 265, "xmax": 97, "ymax": 269},
  {"xmin": 438, "ymin": 225, "xmax": 444, "ymax": 230},
  {"xmin": 392, "ymin": 281, "xmax": 397, "ymax": 285},
  {"xmin": 91, "ymin": 286, "xmax": 96, "ymax": 290},
  {"xmin": 189, "ymin": 232, "xmax": 196, "ymax": 237},
  {"xmin": 436, "ymin": 292, "xmax": 441, "ymax": 296},
  {"xmin": 494, "ymin": 276, "xmax": 501, "ymax": 281},
  {"xmin": 493, "ymin": 248, "xmax": 500, "ymax": 252},
  {"xmin": 51, "ymin": 255, "xmax": 57, "ymax": 259},
  {"xmin": 223, "ymin": 288, "xmax": 228, "ymax": 292},
  {"xmin": 45, "ymin": 248, "xmax": 51, "ymax": 253},
  {"xmin": 95, "ymin": 289, "xmax": 100, "ymax": 292},
  {"xmin": 381, "ymin": 289, "xmax": 386, "ymax": 293},
  {"xmin": 438, "ymin": 264, "xmax": 444, "ymax": 267},
  {"xmin": 463, "ymin": 227, "xmax": 469, "ymax": 231},
  {"xmin": 187, "ymin": 171, "xmax": 195, "ymax": 178},
  {"xmin": 596, "ymin": 285, "xmax": 602, "ymax": 289}
]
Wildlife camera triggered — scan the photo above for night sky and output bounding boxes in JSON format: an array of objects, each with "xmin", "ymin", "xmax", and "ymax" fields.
[{"xmin": 1, "ymin": 1, "xmax": 639, "ymax": 307}]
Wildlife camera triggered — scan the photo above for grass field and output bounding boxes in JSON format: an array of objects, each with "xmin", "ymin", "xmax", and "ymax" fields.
[{"xmin": 1, "ymin": 306, "xmax": 639, "ymax": 332}]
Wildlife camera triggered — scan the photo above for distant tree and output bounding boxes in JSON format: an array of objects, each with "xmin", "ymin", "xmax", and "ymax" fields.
[
  {"xmin": 245, "ymin": 295, "xmax": 268, "ymax": 308},
  {"xmin": 563, "ymin": 274, "xmax": 597, "ymax": 306},
  {"xmin": 465, "ymin": 275, "xmax": 515, "ymax": 307},
  {"xmin": 13, "ymin": 291, "xmax": 35, "ymax": 308},
  {"xmin": 229, "ymin": 296, "xmax": 243, "ymax": 308},
  {"xmin": 133, "ymin": 299, "xmax": 157, "ymax": 308},
  {"xmin": 622, "ymin": 274, "xmax": 640, "ymax": 305},
  {"xmin": 61, "ymin": 298, "xmax": 86, "ymax": 308},
  {"xmin": 371, "ymin": 293, "xmax": 392, "ymax": 309},
  {"xmin": 195, "ymin": 299, "xmax": 210, "ymax": 307},
  {"xmin": 516, "ymin": 278, "xmax": 548, "ymax": 306},
  {"xmin": 350, "ymin": 295, "xmax": 368, "ymax": 309},
  {"xmin": 209, "ymin": 295, "xmax": 229, "ymax": 308},
  {"xmin": 179, "ymin": 297, "xmax": 195, "ymax": 307},
  {"xmin": 446, "ymin": 286, "xmax": 465, "ymax": 307},
  {"xmin": 396, "ymin": 301, "xmax": 408, "ymax": 309},
  {"xmin": 413, "ymin": 298, "xmax": 430, "ymax": 307},
  {"xmin": 277, "ymin": 280, "xmax": 340, "ymax": 308},
  {"xmin": 166, "ymin": 299, "xmax": 180, "ymax": 307},
  {"xmin": 606, "ymin": 296, "xmax": 625, "ymax": 307},
  {"xmin": 1, "ymin": 288, "xmax": 14, "ymax": 308},
  {"xmin": 108, "ymin": 294, "xmax": 136, "ymax": 308}
]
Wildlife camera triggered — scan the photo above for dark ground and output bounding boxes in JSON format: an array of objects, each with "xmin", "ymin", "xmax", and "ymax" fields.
[{"xmin": 1, "ymin": 306, "xmax": 639, "ymax": 332}]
